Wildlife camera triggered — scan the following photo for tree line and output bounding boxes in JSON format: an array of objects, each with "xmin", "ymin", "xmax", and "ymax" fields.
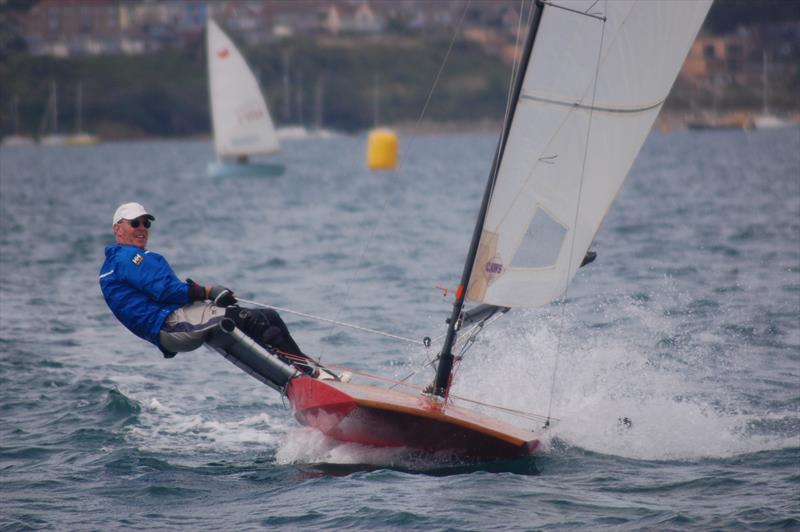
[{"xmin": 1, "ymin": 37, "xmax": 514, "ymax": 139}]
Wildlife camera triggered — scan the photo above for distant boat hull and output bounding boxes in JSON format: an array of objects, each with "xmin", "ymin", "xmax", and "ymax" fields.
[
  {"xmin": 65, "ymin": 133, "xmax": 99, "ymax": 145},
  {"xmin": 40, "ymin": 134, "xmax": 69, "ymax": 146},
  {"xmin": 276, "ymin": 126, "xmax": 338, "ymax": 141},
  {"xmin": 687, "ymin": 113, "xmax": 754, "ymax": 131},
  {"xmin": 1, "ymin": 135, "xmax": 35, "ymax": 147},
  {"xmin": 207, "ymin": 160, "xmax": 285, "ymax": 178},
  {"xmin": 286, "ymin": 377, "xmax": 540, "ymax": 460},
  {"xmin": 753, "ymin": 115, "xmax": 794, "ymax": 129}
]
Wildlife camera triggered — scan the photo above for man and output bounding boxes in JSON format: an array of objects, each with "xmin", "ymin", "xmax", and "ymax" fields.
[{"xmin": 98, "ymin": 202, "xmax": 311, "ymax": 373}]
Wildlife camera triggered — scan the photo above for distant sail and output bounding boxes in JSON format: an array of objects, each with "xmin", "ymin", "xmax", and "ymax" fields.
[
  {"xmin": 207, "ymin": 19, "xmax": 279, "ymax": 158},
  {"xmin": 467, "ymin": 0, "xmax": 712, "ymax": 308}
]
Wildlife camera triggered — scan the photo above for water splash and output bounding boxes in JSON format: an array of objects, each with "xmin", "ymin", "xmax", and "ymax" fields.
[
  {"xmin": 126, "ymin": 396, "xmax": 285, "ymax": 453},
  {"xmin": 446, "ymin": 282, "xmax": 798, "ymax": 461}
]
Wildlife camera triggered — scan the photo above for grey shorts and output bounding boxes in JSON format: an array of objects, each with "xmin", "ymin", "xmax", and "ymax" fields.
[{"xmin": 159, "ymin": 301, "xmax": 227, "ymax": 353}]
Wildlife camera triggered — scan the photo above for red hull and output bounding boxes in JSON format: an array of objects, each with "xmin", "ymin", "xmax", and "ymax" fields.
[{"xmin": 286, "ymin": 376, "xmax": 539, "ymax": 460}]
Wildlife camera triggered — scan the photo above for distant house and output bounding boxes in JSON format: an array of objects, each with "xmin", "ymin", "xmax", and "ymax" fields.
[
  {"xmin": 682, "ymin": 32, "xmax": 756, "ymax": 83},
  {"xmin": 323, "ymin": 1, "xmax": 384, "ymax": 35},
  {"xmin": 21, "ymin": 0, "xmax": 206, "ymax": 57},
  {"xmin": 23, "ymin": 0, "xmax": 122, "ymax": 57}
]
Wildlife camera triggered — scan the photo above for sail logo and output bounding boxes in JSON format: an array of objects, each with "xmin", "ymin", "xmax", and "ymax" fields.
[
  {"xmin": 237, "ymin": 107, "xmax": 266, "ymax": 125},
  {"xmin": 485, "ymin": 256, "xmax": 503, "ymax": 279},
  {"xmin": 217, "ymin": 48, "xmax": 230, "ymax": 59}
]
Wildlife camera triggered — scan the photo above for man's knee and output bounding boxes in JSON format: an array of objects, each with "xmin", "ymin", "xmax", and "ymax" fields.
[
  {"xmin": 260, "ymin": 308, "xmax": 281, "ymax": 324},
  {"xmin": 159, "ymin": 331, "xmax": 205, "ymax": 353}
]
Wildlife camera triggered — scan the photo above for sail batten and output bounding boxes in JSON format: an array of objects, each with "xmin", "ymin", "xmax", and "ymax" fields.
[
  {"xmin": 207, "ymin": 20, "xmax": 280, "ymax": 160},
  {"xmin": 466, "ymin": 0, "xmax": 713, "ymax": 309},
  {"xmin": 521, "ymin": 94, "xmax": 666, "ymax": 114}
]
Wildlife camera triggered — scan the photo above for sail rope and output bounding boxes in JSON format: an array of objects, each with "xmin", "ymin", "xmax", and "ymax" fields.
[
  {"xmin": 237, "ymin": 298, "xmax": 558, "ymax": 423},
  {"xmin": 293, "ymin": 357, "xmax": 556, "ymax": 425},
  {"xmin": 545, "ymin": 2, "xmax": 608, "ymax": 426},
  {"xmin": 236, "ymin": 293, "xmax": 509, "ymax": 353},
  {"xmin": 270, "ymin": 339, "xmax": 555, "ymax": 424},
  {"xmin": 236, "ymin": 297, "xmax": 427, "ymax": 346}
]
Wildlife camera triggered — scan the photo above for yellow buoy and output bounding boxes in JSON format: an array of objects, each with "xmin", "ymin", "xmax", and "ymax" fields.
[{"xmin": 366, "ymin": 128, "xmax": 398, "ymax": 170}]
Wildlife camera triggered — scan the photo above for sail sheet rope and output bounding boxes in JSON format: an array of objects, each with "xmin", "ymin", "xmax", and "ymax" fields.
[
  {"xmin": 237, "ymin": 296, "xmax": 508, "ymax": 351},
  {"xmin": 302, "ymin": 358, "xmax": 556, "ymax": 425},
  {"xmin": 237, "ymin": 297, "xmax": 427, "ymax": 346},
  {"xmin": 249, "ymin": 303, "xmax": 555, "ymax": 424}
]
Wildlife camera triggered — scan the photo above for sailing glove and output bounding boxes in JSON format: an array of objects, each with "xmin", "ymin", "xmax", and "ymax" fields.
[
  {"xmin": 186, "ymin": 278, "xmax": 207, "ymax": 302},
  {"xmin": 209, "ymin": 285, "xmax": 237, "ymax": 307}
]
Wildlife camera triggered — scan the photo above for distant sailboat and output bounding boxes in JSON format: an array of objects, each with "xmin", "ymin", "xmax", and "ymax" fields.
[
  {"xmin": 65, "ymin": 82, "xmax": 99, "ymax": 145},
  {"xmin": 39, "ymin": 81, "xmax": 68, "ymax": 145},
  {"xmin": 2, "ymin": 95, "xmax": 34, "ymax": 146},
  {"xmin": 753, "ymin": 51, "xmax": 793, "ymax": 130},
  {"xmin": 274, "ymin": 51, "xmax": 337, "ymax": 140},
  {"xmin": 206, "ymin": 19, "xmax": 284, "ymax": 177},
  {"xmin": 686, "ymin": 76, "xmax": 752, "ymax": 131}
]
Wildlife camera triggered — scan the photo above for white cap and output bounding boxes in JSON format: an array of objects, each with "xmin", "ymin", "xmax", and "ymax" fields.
[{"xmin": 112, "ymin": 202, "xmax": 155, "ymax": 226}]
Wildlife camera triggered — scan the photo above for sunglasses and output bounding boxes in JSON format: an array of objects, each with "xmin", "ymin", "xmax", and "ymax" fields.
[{"xmin": 127, "ymin": 218, "xmax": 151, "ymax": 229}]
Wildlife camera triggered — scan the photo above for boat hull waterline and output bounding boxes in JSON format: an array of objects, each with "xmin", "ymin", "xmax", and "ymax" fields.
[
  {"xmin": 207, "ymin": 161, "xmax": 285, "ymax": 178},
  {"xmin": 286, "ymin": 377, "xmax": 540, "ymax": 460}
]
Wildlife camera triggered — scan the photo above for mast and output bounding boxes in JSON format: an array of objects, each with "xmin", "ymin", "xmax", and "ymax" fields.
[
  {"xmin": 432, "ymin": 0, "xmax": 545, "ymax": 398},
  {"xmin": 762, "ymin": 50, "xmax": 768, "ymax": 115},
  {"xmin": 51, "ymin": 81, "xmax": 59, "ymax": 134},
  {"xmin": 75, "ymin": 82, "xmax": 83, "ymax": 134},
  {"xmin": 12, "ymin": 95, "xmax": 19, "ymax": 134},
  {"xmin": 282, "ymin": 50, "xmax": 291, "ymax": 122},
  {"xmin": 373, "ymin": 74, "xmax": 380, "ymax": 127},
  {"xmin": 297, "ymin": 70, "xmax": 304, "ymax": 127},
  {"xmin": 314, "ymin": 76, "xmax": 324, "ymax": 131}
]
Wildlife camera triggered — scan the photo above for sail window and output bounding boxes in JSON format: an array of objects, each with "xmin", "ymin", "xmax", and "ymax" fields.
[{"xmin": 511, "ymin": 208, "xmax": 567, "ymax": 269}]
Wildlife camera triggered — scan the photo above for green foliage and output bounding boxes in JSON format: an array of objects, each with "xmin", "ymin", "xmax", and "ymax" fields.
[{"xmin": 1, "ymin": 37, "xmax": 514, "ymax": 138}]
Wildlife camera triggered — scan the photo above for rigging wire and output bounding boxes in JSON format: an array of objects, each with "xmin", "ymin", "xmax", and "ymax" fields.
[
  {"xmin": 314, "ymin": 361, "xmax": 556, "ymax": 424},
  {"xmin": 545, "ymin": 0, "xmax": 608, "ymax": 425},
  {"xmin": 413, "ymin": 0, "xmax": 472, "ymax": 133},
  {"xmin": 254, "ymin": 315, "xmax": 557, "ymax": 425},
  {"xmin": 236, "ymin": 297, "xmax": 426, "ymax": 346},
  {"xmin": 421, "ymin": 0, "xmax": 537, "ymax": 408},
  {"xmin": 508, "ymin": 0, "xmax": 532, "ymax": 115},
  {"xmin": 420, "ymin": 0, "xmax": 532, "ymax": 375},
  {"xmin": 311, "ymin": 1, "xmax": 474, "ymax": 362}
]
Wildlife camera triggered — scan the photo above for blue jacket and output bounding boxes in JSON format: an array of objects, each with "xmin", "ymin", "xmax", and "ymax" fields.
[{"xmin": 99, "ymin": 244, "xmax": 189, "ymax": 356}]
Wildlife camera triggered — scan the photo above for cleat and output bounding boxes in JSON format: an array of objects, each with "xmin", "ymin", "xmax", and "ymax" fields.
[
  {"xmin": 316, "ymin": 368, "xmax": 339, "ymax": 381},
  {"xmin": 316, "ymin": 368, "xmax": 352, "ymax": 382}
]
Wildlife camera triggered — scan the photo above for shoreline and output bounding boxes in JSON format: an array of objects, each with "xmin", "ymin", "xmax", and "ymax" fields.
[{"xmin": 4, "ymin": 111, "xmax": 799, "ymax": 147}]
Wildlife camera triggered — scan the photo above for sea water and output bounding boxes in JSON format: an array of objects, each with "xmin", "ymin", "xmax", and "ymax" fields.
[{"xmin": 0, "ymin": 127, "xmax": 798, "ymax": 529}]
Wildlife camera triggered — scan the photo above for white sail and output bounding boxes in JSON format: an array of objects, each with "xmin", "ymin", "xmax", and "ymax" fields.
[
  {"xmin": 467, "ymin": 0, "xmax": 712, "ymax": 308},
  {"xmin": 207, "ymin": 19, "xmax": 279, "ymax": 159}
]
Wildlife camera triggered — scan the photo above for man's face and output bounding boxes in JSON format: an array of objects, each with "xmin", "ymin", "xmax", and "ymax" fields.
[{"xmin": 113, "ymin": 217, "xmax": 150, "ymax": 249}]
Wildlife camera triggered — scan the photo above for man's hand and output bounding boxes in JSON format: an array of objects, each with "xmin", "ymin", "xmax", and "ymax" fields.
[
  {"xmin": 209, "ymin": 285, "xmax": 237, "ymax": 307},
  {"xmin": 186, "ymin": 278, "xmax": 207, "ymax": 302}
]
